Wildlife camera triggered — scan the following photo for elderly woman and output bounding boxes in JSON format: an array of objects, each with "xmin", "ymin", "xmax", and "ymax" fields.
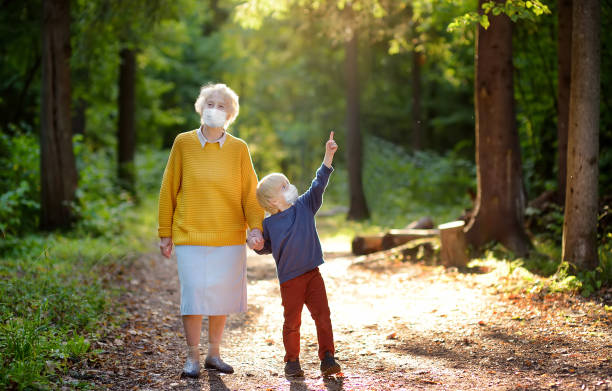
[{"xmin": 158, "ymin": 83, "xmax": 264, "ymax": 377}]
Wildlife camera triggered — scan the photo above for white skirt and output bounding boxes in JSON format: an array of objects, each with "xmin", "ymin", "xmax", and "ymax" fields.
[{"xmin": 175, "ymin": 244, "xmax": 247, "ymax": 315}]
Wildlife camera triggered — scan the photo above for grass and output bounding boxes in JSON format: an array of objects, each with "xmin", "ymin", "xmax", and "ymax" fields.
[{"xmin": 0, "ymin": 196, "xmax": 158, "ymax": 390}]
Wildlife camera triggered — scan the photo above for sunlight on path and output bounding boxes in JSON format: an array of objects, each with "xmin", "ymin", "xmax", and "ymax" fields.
[{"xmin": 91, "ymin": 238, "xmax": 611, "ymax": 391}]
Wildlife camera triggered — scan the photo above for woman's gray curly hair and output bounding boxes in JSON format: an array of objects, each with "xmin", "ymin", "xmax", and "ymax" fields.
[{"xmin": 194, "ymin": 83, "xmax": 240, "ymax": 127}]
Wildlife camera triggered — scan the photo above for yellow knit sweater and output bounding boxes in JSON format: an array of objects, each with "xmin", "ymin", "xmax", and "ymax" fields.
[{"xmin": 158, "ymin": 130, "xmax": 264, "ymax": 246}]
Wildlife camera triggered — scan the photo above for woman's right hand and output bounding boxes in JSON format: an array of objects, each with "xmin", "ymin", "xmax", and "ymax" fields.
[{"xmin": 160, "ymin": 237, "xmax": 173, "ymax": 258}]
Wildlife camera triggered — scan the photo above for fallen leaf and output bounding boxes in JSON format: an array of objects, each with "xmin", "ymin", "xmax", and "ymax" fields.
[{"xmin": 386, "ymin": 332, "xmax": 397, "ymax": 340}]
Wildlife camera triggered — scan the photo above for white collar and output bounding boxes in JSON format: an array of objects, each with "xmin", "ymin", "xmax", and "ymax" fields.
[{"xmin": 197, "ymin": 125, "xmax": 227, "ymax": 148}]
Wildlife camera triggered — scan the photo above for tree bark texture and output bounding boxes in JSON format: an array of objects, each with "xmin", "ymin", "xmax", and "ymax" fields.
[
  {"xmin": 118, "ymin": 47, "xmax": 136, "ymax": 193},
  {"xmin": 557, "ymin": 0, "xmax": 572, "ymax": 204},
  {"xmin": 40, "ymin": 0, "xmax": 78, "ymax": 230},
  {"xmin": 345, "ymin": 31, "xmax": 369, "ymax": 220},
  {"xmin": 464, "ymin": 0, "xmax": 532, "ymax": 257},
  {"xmin": 411, "ymin": 48, "xmax": 423, "ymax": 150},
  {"xmin": 562, "ymin": 0, "xmax": 600, "ymax": 270}
]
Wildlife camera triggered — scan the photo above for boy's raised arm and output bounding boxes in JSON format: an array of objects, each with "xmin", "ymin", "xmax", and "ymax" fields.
[{"xmin": 301, "ymin": 132, "xmax": 338, "ymax": 214}]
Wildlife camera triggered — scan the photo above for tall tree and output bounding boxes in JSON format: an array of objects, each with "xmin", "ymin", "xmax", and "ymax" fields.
[
  {"xmin": 411, "ymin": 46, "xmax": 423, "ymax": 150},
  {"xmin": 117, "ymin": 47, "xmax": 136, "ymax": 194},
  {"xmin": 464, "ymin": 0, "xmax": 532, "ymax": 256},
  {"xmin": 345, "ymin": 29, "xmax": 369, "ymax": 220},
  {"xmin": 562, "ymin": 0, "xmax": 600, "ymax": 270},
  {"xmin": 235, "ymin": 0, "xmax": 385, "ymax": 220},
  {"xmin": 40, "ymin": 0, "xmax": 78, "ymax": 230},
  {"xmin": 556, "ymin": 0, "xmax": 572, "ymax": 204}
]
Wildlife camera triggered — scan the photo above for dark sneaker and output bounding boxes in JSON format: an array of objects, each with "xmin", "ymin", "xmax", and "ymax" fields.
[
  {"xmin": 284, "ymin": 359, "xmax": 304, "ymax": 377},
  {"xmin": 320, "ymin": 351, "xmax": 341, "ymax": 376}
]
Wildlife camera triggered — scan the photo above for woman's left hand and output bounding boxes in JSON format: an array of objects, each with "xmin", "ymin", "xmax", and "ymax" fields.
[{"xmin": 247, "ymin": 229, "xmax": 264, "ymax": 251}]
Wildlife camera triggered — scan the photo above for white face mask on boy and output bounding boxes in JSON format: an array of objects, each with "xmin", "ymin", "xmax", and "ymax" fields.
[
  {"xmin": 283, "ymin": 184, "xmax": 298, "ymax": 205},
  {"xmin": 202, "ymin": 108, "xmax": 227, "ymax": 128}
]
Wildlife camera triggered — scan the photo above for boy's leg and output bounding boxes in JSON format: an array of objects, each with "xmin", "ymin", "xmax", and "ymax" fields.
[
  {"xmin": 280, "ymin": 274, "xmax": 307, "ymax": 362},
  {"xmin": 303, "ymin": 268, "xmax": 335, "ymax": 360}
]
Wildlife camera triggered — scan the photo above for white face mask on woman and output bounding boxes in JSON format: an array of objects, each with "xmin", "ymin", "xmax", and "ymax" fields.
[
  {"xmin": 202, "ymin": 108, "xmax": 227, "ymax": 128},
  {"xmin": 283, "ymin": 184, "xmax": 299, "ymax": 205}
]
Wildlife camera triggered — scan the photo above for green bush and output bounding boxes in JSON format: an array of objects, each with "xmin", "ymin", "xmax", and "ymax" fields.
[
  {"xmin": 0, "ymin": 144, "xmax": 162, "ymax": 389},
  {"xmin": 361, "ymin": 136, "xmax": 475, "ymax": 227},
  {"xmin": 0, "ymin": 132, "xmax": 40, "ymax": 239}
]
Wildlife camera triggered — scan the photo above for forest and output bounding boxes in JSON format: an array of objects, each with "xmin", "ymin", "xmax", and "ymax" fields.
[{"xmin": 0, "ymin": 0, "xmax": 610, "ymax": 389}]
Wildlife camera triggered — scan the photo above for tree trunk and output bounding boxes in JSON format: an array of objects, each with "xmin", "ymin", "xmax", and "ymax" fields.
[
  {"xmin": 345, "ymin": 31, "xmax": 369, "ymax": 220},
  {"xmin": 118, "ymin": 47, "xmax": 136, "ymax": 194},
  {"xmin": 203, "ymin": 0, "xmax": 228, "ymax": 36},
  {"xmin": 562, "ymin": 0, "xmax": 600, "ymax": 270},
  {"xmin": 557, "ymin": 0, "xmax": 572, "ymax": 204},
  {"xmin": 464, "ymin": 0, "xmax": 532, "ymax": 257},
  {"xmin": 40, "ymin": 0, "xmax": 78, "ymax": 230},
  {"xmin": 411, "ymin": 47, "xmax": 423, "ymax": 150}
]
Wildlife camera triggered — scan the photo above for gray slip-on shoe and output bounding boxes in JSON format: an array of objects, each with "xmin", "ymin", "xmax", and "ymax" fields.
[
  {"xmin": 181, "ymin": 358, "xmax": 201, "ymax": 378},
  {"xmin": 204, "ymin": 356, "xmax": 234, "ymax": 374}
]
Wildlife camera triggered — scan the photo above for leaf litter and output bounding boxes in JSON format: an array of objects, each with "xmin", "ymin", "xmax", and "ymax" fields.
[{"xmin": 72, "ymin": 240, "xmax": 611, "ymax": 390}]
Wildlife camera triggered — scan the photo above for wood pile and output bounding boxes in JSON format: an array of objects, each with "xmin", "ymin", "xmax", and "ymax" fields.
[{"xmin": 351, "ymin": 217, "xmax": 471, "ymax": 268}]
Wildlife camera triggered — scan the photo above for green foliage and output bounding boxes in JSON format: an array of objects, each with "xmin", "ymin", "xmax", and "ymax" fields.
[
  {"xmin": 0, "ymin": 1, "xmax": 41, "ymax": 135},
  {"xmin": 448, "ymin": 0, "xmax": 550, "ymax": 31},
  {"xmin": 0, "ymin": 237, "xmax": 112, "ymax": 389},
  {"xmin": 0, "ymin": 132, "xmax": 40, "ymax": 238},
  {"xmin": 335, "ymin": 136, "xmax": 475, "ymax": 227},
  {"xmin": 0, "ymin": 192, "xmax": 157, "ymax": 390},
  {"xmin": 72, "ymin": 136, "xmax": 134, "ymax": 238},
  {"xmin": 550, "ymin": 244, "xmax": 612, "ymax": 297}
]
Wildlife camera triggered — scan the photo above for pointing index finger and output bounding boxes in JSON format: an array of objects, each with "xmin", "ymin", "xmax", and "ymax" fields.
[{"xmin": 329, "ymin": 131, "xmax": 334, "ymax": 141}]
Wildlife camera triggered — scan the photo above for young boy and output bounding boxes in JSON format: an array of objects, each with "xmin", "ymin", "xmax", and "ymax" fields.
[{"xmin": 249, "ymin": 131, "xmax": 341, "ymax": 377}]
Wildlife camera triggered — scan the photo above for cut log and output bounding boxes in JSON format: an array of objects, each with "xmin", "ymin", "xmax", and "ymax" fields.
[
  {"xmin": 351, "ymin": 234, "xmax": 385, "ymax": 255},
  {"xmin": 439, "ymin": 221, "xmax": 469, "ymax": 268},
  {"xmin": 381, "ymin": 229, "xmax": 439, "ymax": 250},
  {"xmin": 351, "ymin": 217, "xmax": 436, "ymax": 255}
]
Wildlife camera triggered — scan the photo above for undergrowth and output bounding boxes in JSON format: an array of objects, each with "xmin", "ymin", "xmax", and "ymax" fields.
[
  {"xmin": 468, "ymin": 237, "xmax": 612, "ymax": 298},
  {"xmin": 0, "ymin": 197, "xmax": 157, "ymax": 390},
  {"xmin": 0, "ymin": 135, "xmax": 163, "ymax": 390}
]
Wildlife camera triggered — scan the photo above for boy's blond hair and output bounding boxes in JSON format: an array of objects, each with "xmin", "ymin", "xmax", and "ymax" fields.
[{"xmin": 256, "ymin": 173, "xmax": 288, "ymax": 214}]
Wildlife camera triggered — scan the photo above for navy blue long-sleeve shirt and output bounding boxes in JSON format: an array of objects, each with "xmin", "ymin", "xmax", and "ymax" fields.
[{"xmin": 255, "ymin": 163, "xmax": 333, "ymax": 284}]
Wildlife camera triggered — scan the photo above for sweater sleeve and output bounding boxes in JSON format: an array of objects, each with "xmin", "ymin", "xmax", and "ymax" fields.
[
  {"xmin": 241, "ymin": 143, "xmax": 265, "ymax": 231},
  {"xmin": 158, "ymin": 135, "xmax": 182, "ymax": 238},
  {"xmin": 299, "ymin": 163, "xmax": 334, "ymax": 214}
]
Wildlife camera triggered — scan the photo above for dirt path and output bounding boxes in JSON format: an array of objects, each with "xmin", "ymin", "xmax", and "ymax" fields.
[{"xmin": 78, "ymin": 240, "xmax": 611, "ymax": 390}]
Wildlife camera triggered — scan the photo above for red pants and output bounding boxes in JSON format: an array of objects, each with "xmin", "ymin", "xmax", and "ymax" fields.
[{"xmin": 280, "ymin": 268, "xmax": 335, "ymax": 362}]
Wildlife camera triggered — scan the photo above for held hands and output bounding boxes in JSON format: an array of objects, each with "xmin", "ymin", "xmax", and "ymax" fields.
[
  {"xmin": 324, "ymin": 131, "xmax": 338, "ymax": 168},
  {"xmin": 160, "ymin": 237, "xmax": 173, "ymax": 258},
  {"xmin": 247, "ymin": 228, "xmax": 264, "ymax": 251}
]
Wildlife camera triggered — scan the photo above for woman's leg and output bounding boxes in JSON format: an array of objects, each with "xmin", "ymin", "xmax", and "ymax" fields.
[
  {"xmin": 182, "ymin": 315, "xmax": 203, "ymax": 361},
  {"xmin": 204, "ymin": 315, "xmax": 234, "ymax": 373},
  {"xmin": 207, "ymin": 315, "xmax": 227, "ymax": 357}
]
